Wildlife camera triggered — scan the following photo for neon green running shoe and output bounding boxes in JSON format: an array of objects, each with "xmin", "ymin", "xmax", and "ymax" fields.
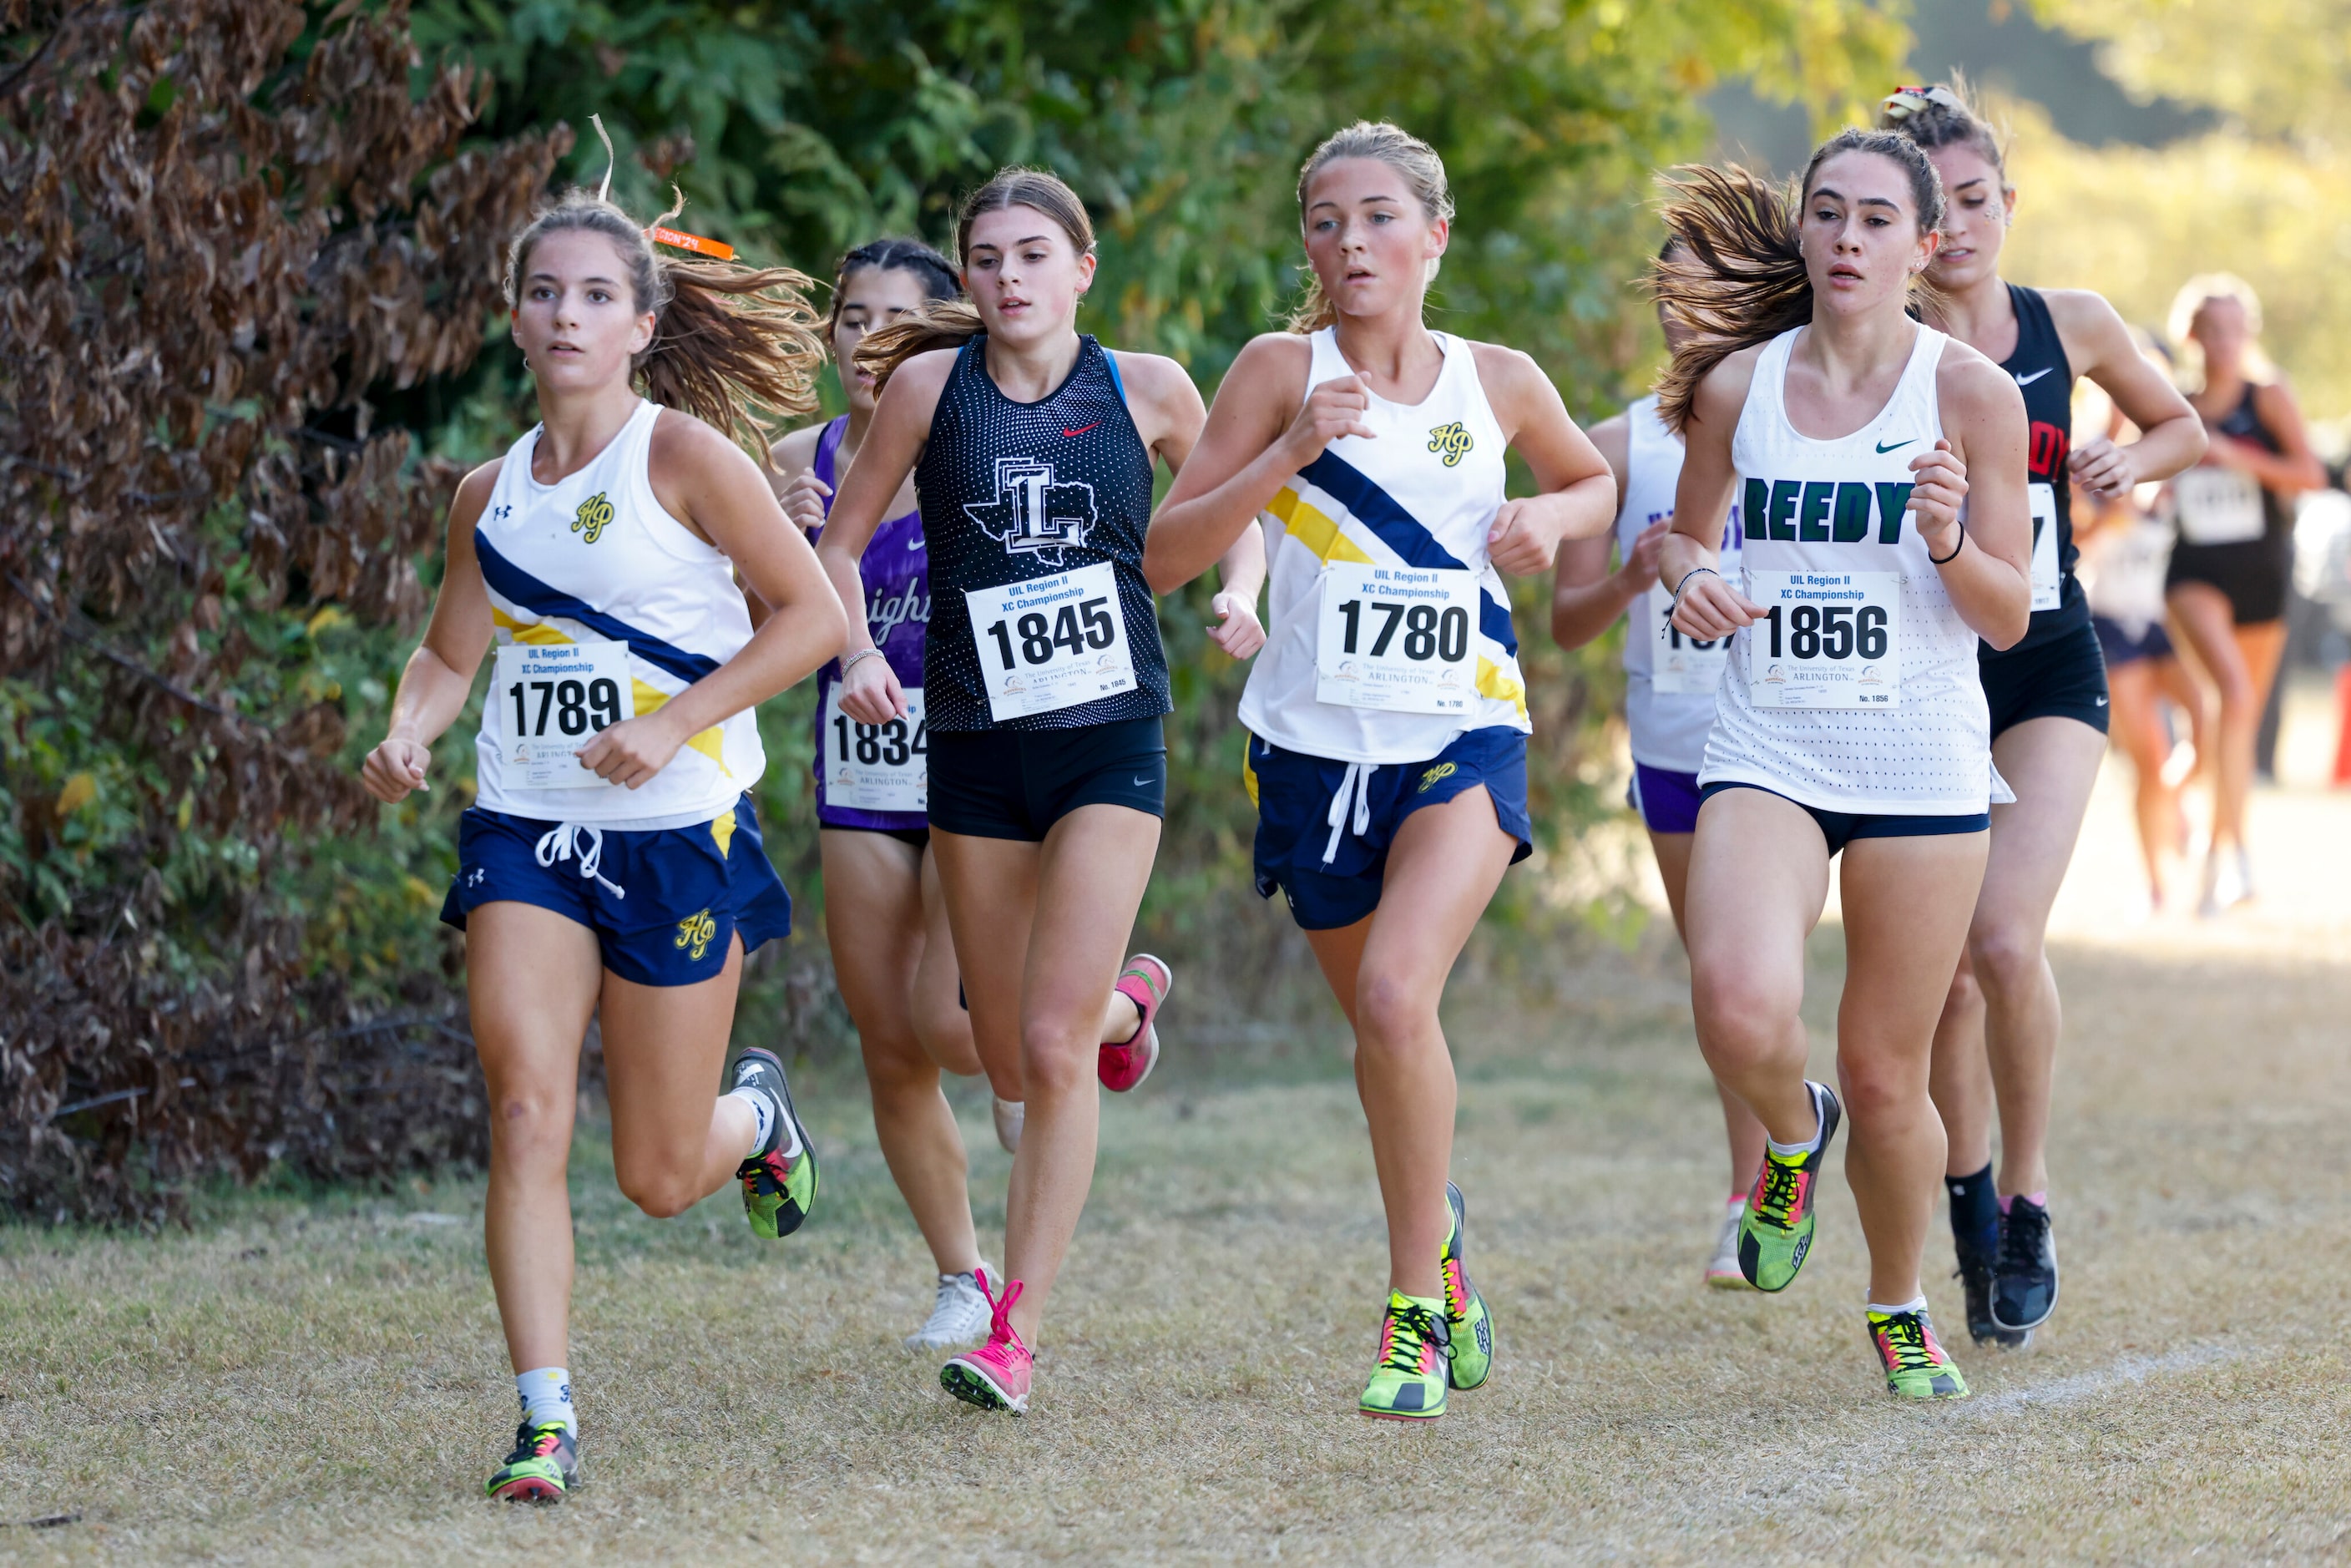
[
  {"xmin": 485, "ymin": 1421, "xmax": 576, "ymax": 1504},
  {"xmin": 733, "ymin": 1048, "xmax": 817, "ymax": 1239},
  {"xmin": 1359, "ymin": 1291, "xmax": 1449, "ymax": 1421},
  {"xmin": 1439, "ymin": 1182, "xmax": 1492, "ymax": 1391},
  {"xmin": 1738, "ymin": 1080, "xmax": 1840, "ymax": 1292},
  {"xmin": 1868, "ymin": 1304, "xmax": 1970, "ymax": 1400}
]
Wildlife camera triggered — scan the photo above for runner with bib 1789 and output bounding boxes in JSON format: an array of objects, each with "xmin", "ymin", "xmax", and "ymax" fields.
[
  {"xmin": 1149, "ymin": 122, "xmax": 1615, "ymax": 1421},
  {"xmin": 1550, "ymin": 235, "xmax": 1769, "ymax": 1291},
  {"xmin": 1653, "ymin": 129, "xmax": 2035, "ymax": 1401},
  {"xmin": 817, "ymin": 168, "xmax": 1265, "ymax": 1415},
  {"xmin": 359, "ymin": 179, "xmax": 844, "ymax": 1500},
  {"xmin": 1879, "ymin": 81, "xmax": 2206, "ymax": 1353},
  {"xmin": 769, "ymin": 236, "xmax": 1002, "ymax": 1353}
]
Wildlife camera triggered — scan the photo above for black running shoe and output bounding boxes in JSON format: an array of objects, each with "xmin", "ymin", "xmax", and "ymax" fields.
[
  {"xmin": 485, "ymin": 1421, "xmax": 577, "ymax": 1503},
  {"xmin": 1990, "ymin": 1196, "xmax": 2057, "ymax": 1332},
  {"xmin": 1954, "ymin": 1238, "xmax": 2030, "ymax": 1350}
]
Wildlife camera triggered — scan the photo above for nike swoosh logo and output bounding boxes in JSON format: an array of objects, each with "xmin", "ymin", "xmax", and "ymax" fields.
[
  {"xmin": 1063, "ymin": 422, "xmax": 1101, "ymax": 438},
  {"xmin": 2095, "ymin": 695, "xmax": 2109, "ymax": 706},
  {"xmin": 1131, "ymin": 776, "xmax": 1154, "ymax": 787},
  {"xmin": 2014, "ymin": 368, "xmax": 2053, "ymax": 386},
  {"xmin": 1875, "ymin": 438, "xmax": 1916, "ymax": 454}
]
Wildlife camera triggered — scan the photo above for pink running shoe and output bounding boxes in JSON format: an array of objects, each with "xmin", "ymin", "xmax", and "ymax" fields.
[
  {"xmin": 1099, "ymin": 953, "xmax": 1170, "ymax": 1092},
  {"xmin": 940, "ymin": 1269, "xmax": 1032, "ymax": 1414}
]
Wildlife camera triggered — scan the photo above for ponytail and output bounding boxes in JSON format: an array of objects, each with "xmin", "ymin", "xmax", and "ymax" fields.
[
  {"xmin": 852, "ymin": 300, "xmax": 986, "ymax": 395},
  {"xmin": 504, "ymin": 189, "xmax": 824, "ymax": 459},
  {"xmin": 1651, "ymin": 129, "xmax": 1947, "ymax": 432}
]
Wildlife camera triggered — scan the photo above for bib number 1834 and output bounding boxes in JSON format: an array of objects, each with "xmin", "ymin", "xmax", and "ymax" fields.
[{"xmin": 823, "ymin": 685, "xmax": 926, "ymax": 812}]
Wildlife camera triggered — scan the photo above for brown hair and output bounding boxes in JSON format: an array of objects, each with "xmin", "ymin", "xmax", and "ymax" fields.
[
  {"xmin": 1650, "ymin": 130, "xmax": 1947, "ymax": 432},
  {"xmin": 1287, "ymin": 121, "xmax": 1455, "ymax": 333},
  {"xmin": 503, "ymin": 189, "xmax": 825, "ymax": 458},
  {"xmin": 823, "ymin": 235, "xmax": 962, "ymax": 337},
  {"xmin": 1878, "ymin": 74, "xmax": 2010, "ymax": 192},
  {"xmin": 854, "ymin": 168, "xmax": 1097, "ymax": 392}
]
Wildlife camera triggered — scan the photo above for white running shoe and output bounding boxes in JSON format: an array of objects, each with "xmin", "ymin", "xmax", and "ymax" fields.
[
  {"xmin": 1706, "ymin": 1196, "xmax": 1752, "ymax": 1289},
  {"xmin": 993, "ymin": 1095, "xmax": 1024, "ymax": 1154},
  {"xmin": 905, "ymin": 1268, "xmax": 993, "ymax": 1349}
]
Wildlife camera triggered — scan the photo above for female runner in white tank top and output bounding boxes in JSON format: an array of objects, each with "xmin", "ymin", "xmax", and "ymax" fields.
[
  {"xmin": 1550, "ymin": 238, "xmax": 1768, "ymax": 1290},
  {"xmin": 1150, "ymin": 122, "xmax": 1615, "ymax": 1421},
  {"xmin": 1656, "ymin": 129, "xmax": 2034, "ymax": 1401},
  {"xmin": 359, "ymin": 189, "xmax": 844, "ymax": 1500},
  {"xmin": 1880, "ymin": 83, "xmax": 2207, "ymax": 1352}
]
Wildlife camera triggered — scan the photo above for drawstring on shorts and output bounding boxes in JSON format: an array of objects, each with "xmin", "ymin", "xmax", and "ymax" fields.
[
  {"xmin": 535, "ymin": 822, "xmax": 626, "ymax": 898},
  {"xmin": 1322, "ymin": 763, "xmax": 1376, "ymax": 865}
]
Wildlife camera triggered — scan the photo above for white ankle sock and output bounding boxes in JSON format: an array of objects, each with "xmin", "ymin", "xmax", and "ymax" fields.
[
  {"xmin": 1766, "ymin": 1085, "xmax": 1825, "ymax": 1159},
  {"xmin": 726, "ymin": 1084, "xmax": 798, "ymax": 1156},
  {"xmin": 516, "ymin": 1366, "xmax": 574, "ymax": 1434},
  {"xmin": 1866, "ymin": 1296, "xmax": 1928, "ymax": 1318}
]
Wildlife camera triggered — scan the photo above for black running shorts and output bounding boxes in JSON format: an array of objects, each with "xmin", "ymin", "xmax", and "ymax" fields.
[
  {"xmin": 928, "ymin": 716, "xmax": 1167, "ymax": 842},
  {"xmin": 1978, "ymin": 616, "xmax": 2110, "ymax": 740}
]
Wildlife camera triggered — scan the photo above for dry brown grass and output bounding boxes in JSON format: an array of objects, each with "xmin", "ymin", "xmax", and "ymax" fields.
[{"xmin": 7, "ymin": 750, "xmax": 2351, "ymax": 1565}]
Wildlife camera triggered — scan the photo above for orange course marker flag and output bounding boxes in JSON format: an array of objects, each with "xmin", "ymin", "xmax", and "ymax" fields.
[{"xmin": 650, "ymin": 225, "xmax": 733, "ymax": 261}]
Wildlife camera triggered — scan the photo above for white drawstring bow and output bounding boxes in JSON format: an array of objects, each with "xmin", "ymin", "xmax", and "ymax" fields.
[
  {"xmin": 535, "ymin": 823, "xmax": 626, "ymax": 898},
  {"xmin": 1322, "ymin": 763, "xmax": 1376, "ymax": 865}
]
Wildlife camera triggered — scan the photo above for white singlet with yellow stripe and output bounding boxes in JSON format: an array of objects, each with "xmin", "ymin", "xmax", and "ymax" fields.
[
  {"xmin": 1700, "ymin": 323, "xmax": 1995, "ymax": 814},
  {"xmin": 1236, "ymin": 327, "xmax": 1530, "ymax": 764},
  {"xmin": 472, "ymin": 398, "xmax": 763, "ymax": 827}
]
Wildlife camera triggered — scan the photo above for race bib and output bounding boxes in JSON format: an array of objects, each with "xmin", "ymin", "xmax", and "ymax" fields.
[
  {"xmin": 2028, "ymin": 483, "xmax": 2062, "ymax": 611},
  {"xmin": 1314, "ymin": 562, "xmax": 1479, "ymax": 714},
  {"xmin": 1744, "ymin": 569, "xmax": 1900, "ymax": 709},
  {"xmin": 823, "ymin": 685, "xmax": 926, "ymax": 813},
  {"xmin": 493, "ymin": 640, "xmax": 635, "ymax": 789},
  {"xmin": 1647, "ymin": 583, "xmax": 1732, "ymax": 695},
  {"xmin": 2174, "ymin": 468, "xmax": 2265, "ymax": 545},
  {"xmin": 965, "ymin": 562, "xmax": 1136, "ymax": 722}
]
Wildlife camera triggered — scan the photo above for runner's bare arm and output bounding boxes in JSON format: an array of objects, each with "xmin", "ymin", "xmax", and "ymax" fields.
[
  {"xmin": 2221, "ymin": 377, "xmax": 2328, "ymax": 495},
  {"xmin": 1549, "ymin": 413, "xmax": 1654, "ymax": 650},
  {"xmin": 2046, "ymin": 290, "xmax": 2204, "ymax": 496},
  {"xmin": 573, "ymin": 413, "xmax": 847, "ymax": 790},
  {"xmin": 360, "ymin": 460, "xmax": 502, "ymax": 803},
  {"xmin": 1109, "ymin": 350, "xmax": 1207, "ymax": 477},
  {"xmin": 767, "ymin": 422, "xmax": 831, "ymax": 534},
  {"xmin": 1925, "ymin": 347, "xmax": 2033, "ymax": 649},
  {"xmin": 1145, "ymin": 333, "xmax": 1358, "ymax": 591},
  {"xmin": 1664, "ymin": 350, "xmax": 1765, "ymax": 642},
  {"xmin": 816, "ymin": 351, "xmax": 954, "ymax": 723},
  {"xmin": 1470, "ymin": 343, "xmax": 1615, "ymax": 575}
]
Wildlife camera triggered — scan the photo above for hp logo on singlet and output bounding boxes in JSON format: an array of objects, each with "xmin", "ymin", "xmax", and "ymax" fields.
[{"xmin": 968, "ymin": 458, "xmax": 1097, "ymax": 564}]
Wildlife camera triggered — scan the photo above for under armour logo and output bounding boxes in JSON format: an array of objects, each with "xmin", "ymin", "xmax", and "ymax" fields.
[
  {"xmin": 491, "ymin": 504, "xmax": 513, "ymax": 522},
  {"xmin": 965, "ymin": 458, "xmax": 1097, "ymax": 564}
]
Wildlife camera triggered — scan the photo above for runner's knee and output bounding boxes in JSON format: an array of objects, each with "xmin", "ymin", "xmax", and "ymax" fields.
[
  {"xmin": 488, "ymin": 1088, "xmax": 572, "ymax": 1169},
  {"xmin": 614, "ymin": 1158, "xmax": 703, "ymax": 1220},
  {"xmin": 1836, "ymin": 1048, "xmax": 1929, "ymax": 1125},
  {"xmin": 1968, "ymin": 921, "xmax": 2044, "ymax": 1002},
  {"xmin": 1353, "ymin": 968, "xmax": 1439, "ymax": 1052},
  {"xmin": 1691, "ymin": 969, "xmax": 1802, "ymax": 1074}
]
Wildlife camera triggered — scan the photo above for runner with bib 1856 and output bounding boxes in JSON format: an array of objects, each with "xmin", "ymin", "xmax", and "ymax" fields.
[
  {"xmin": 815, "ymin": 168, "xmax": 1265, "ymax": 1416},
  {"xmin": 1653, "ymin": 129, "xmax": 2034, "ymax": 1402},
  {"xmin": 1149, "ymin": 121, "xmax": 1615, "ymax": 1422}
]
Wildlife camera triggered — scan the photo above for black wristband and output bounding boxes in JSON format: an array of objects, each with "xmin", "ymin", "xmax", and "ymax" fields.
[{"xmin": 1927, "ymin": 518, "xmax": 1966, "ymax": 566}]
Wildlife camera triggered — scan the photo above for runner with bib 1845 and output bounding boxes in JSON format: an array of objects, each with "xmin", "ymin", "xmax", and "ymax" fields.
[
  {"xmin": 1653, "ymin": 129, "xmax": 2035, "ymax": 1401},
  {"xmin": 1879, "ymin": 81, "xmax": 2206, "ymax": 1353},
  {"xmin": 1149, "ymin": 121, "xmax": 1615, "ymax": 1422},
  {"xmin": 1550, "ymin": 235, "xmax": 1769, "ymax": 1291},
  {"xmin": 816, "ymin": 168, "xmax": 1266, "ymax": 1416},
  {"xmin": 359, "ymin": 180, "xmax": 844, "ymax": 1501},
  {"xmin": 769, "ymin": 235, "xmax": 1004, "ymax": 1353}
]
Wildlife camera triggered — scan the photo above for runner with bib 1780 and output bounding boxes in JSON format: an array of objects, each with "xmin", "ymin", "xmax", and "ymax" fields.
[
  {"xmin": 1550, "ymin": 235, "xmax": 1769, "ymax": 1292},
  {"xmin": 1149, "ymin": 122, "xmax": 1615, "ymax": 1421},
  {"xmin": 1879, "ymin": 81, "xmax": 2206, "ymax": 1353},
  {"xmin": 768, "ymin": 235, "xmax": 1002, "ymax": 1353},
  {"xmin": 816, "ymin": 168, "xmax": 1265, "ymax": 1415},
  {"xmin": 359, "ymin": 178, "xmax": 845, "ymax": 1501},
  {"xmin": 1653, "ymin": 129, "xmax": 2035, "ymax": 1401}
]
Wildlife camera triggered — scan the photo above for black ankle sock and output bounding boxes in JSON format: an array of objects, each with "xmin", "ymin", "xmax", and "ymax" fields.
[{"xmin": 1945, "ymin": 1163, "xmax": 1999, "ymax": 1257}]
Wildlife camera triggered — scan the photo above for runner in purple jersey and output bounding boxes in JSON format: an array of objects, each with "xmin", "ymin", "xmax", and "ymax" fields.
[{"xmin": 768, "ymin": 238, "xmax": 1005, "ymax": 1353}]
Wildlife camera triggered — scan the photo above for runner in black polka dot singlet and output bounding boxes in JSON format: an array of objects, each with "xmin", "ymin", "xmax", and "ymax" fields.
[{"xmin": 812, "ymin": 166, "xmax": 1263, "ymax": 1419}]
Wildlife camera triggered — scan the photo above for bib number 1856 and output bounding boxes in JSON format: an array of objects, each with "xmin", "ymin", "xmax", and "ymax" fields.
[{"xmin": 1745, "ymin": 569, "xmax": 1900, "ymax": 709}]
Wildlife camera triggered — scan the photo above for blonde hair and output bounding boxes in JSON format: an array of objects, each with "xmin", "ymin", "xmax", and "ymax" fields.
[
  {"xmin": 505, "ymin": 190, "xmax": 824, "ymax": 458},
  {"xmin": 1287, "ymin": 121, "xmax": 1454, "ymax": 333},
  {"xmin": 2168, "ymin": 271, "xmax": 2274, "ymax": 388}
]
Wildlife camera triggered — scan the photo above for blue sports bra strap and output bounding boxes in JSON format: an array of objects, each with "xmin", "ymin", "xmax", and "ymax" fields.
[{"xmin": 1101, "ymin": 341, "xmax": 1127, "ymax": 406}]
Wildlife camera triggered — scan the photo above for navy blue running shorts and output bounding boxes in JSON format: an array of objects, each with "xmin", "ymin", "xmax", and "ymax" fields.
[
  {"xmin": 1697, "ymin": 781, "xmax": 1988, "ymax": 857},
  {"xmin": 927, "ymin": 716, "xmax": 1167, "ymax": 842},
  {"xmin": 1978, "ymin": 616, "xmax": 2109, "ymax": 740},
  {"xmin": 439, "ymin": 797, "xmax": 791, "ymax": 987},
  {"xmin": 1246, "ymin": 726, "xmax": 1534, "ymax": 932}
]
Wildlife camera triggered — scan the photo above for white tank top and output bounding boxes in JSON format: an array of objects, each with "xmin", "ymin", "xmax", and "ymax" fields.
[
  {"xmin": 1618, "ymin": 394, "xmax": 1740, "ymax": 772},
  {"xmin": 1236, "ymin": 328, "xmax": 1531, "ymax": 764},
  {"xmin": 472, "ymin": 399, "xmax": 764, "ymax": 827},
  {"xmin": 1700, "ymin": 325, "xmax": 1996, "ymax": 814}
]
